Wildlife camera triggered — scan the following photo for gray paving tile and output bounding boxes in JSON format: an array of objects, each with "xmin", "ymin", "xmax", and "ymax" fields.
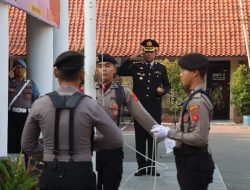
[{"xmin": 120, "ymin": 162, "xmax": 227, "ymax": 190}]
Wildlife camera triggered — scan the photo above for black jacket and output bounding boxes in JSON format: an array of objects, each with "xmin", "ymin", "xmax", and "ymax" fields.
[{"xmin": 117, "ymin": 59, "xmax": 171, "ymax": 118}]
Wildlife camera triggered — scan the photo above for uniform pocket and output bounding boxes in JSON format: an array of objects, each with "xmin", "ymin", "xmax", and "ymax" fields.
[{"xmin": 23, "ymin": 88, "xmax": 33, "ymax": 100}]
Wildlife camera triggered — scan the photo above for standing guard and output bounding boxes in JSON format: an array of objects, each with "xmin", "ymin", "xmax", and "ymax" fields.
[
  {"xmin": 117, "ymin": 39, "xmax": 171, "ymax": 176},
  {"xmin": 151, "ymin": 53, "xmax": 215, "ymax": 190},
  {"xmin": 8, "ymin": 59, "xmax": 39, "ymax": 154}
]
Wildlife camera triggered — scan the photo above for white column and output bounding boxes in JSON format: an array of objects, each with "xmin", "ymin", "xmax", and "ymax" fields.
[
  {"xmin": 26, "ymin": 15, "xmax": 54, "ymax": 95},
  {"xmin": 0, "ymin": 2, "xmax": 9, "ymax": 157},
  {"xmin": 84, "ymin": 0, "xmax": 96, "ymax": 98},
  {"xmin": 53, "ymin": 0, "xmax": 69, "ymax": 90},
  {"xmin": 84, "ymin": 0, "xmax": 96, "ymax": 170}
]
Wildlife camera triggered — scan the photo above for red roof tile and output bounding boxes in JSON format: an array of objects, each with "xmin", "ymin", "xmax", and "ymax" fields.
[{"xmin": 8, "ymin": 0, "xmax": 250, "ymax": 57}]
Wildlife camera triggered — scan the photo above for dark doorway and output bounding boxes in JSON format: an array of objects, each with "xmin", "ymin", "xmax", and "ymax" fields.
[{"xmin": 207, "ymin": 61, "xmax": 230, "ymax": 120}]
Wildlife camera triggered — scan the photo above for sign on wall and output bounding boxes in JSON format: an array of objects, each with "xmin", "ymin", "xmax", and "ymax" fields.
[{"xmin": 2, "ymin": 0, "xmax": 60, "ymax": 27}]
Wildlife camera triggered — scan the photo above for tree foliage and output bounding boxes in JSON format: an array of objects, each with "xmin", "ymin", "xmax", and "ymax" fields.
[
  {"xmin": 230, "ymin": 64, "xmax": 250, "ymax": 115},
  {"xmin": 157, "ymin": 59, "xmax": 187, "ymax": 114}
]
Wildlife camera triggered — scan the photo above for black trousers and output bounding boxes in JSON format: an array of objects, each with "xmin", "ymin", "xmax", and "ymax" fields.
[
  {"xmin": 96, "ymin": 148, "xmax": 123, "ymax": 190},
  {"xmin": 39, "ymin": 161, "xmax": 96, "ymax": 190},
  {"xmin": 8, "ymin": 111, "xmax": 28, "ymax": 153},
  {"xmin": 175, "ymin": 153, "xmax": 215, "ymax": 190},
  {"xmin": 134, "ymin": 120, "xmax": 157, "ymax": 172}
]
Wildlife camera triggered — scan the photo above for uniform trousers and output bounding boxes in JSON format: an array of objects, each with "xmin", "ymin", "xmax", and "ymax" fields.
[
  {"xmin": 175, "ymin": 153, "xmax": 215, "ymax": 190},
  {"xmin": 8, "ymin": 111, "xmax": 28, "ymax": 153},
  {"xmin": 96, "ymin": 148, "xmax": 123, "ymax": 190},
  {"xmin": 39, "ymin": 161, "xmax": 96, "ymax": 190},
  {"xmin": 134, "ymin": 113, "xmax": 161, "ymax": 172},
  {"xmin": 134, "ymin": 120, "xmax": 154, "ymax": 172}
]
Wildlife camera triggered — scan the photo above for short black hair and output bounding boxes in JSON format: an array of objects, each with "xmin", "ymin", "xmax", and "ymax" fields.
[
  {"xmin": 197, "ymin": 66, "xmax": 207, "ymax": 78},
  {"xmin": 57, "ymin": 69, "xmax": 82, "ymax": 82}
]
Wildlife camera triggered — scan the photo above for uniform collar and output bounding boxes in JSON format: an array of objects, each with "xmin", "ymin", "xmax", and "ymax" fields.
[
  {"xmin": 57, "ymin": 86, "xmax": 79, "ymax": 93},
  {"xmin": 191, "ymin": 84, "xmax": 206, "ymax": 93},
  {"xmin": 96, "ymin": 81, "xmax": 119, "ymax": 90},
  {"xmin": 144, "ymin": 60, "xmax": 155, "ymax": 67},
  {"xmin": 11, "ymin": 78, "xmax": 26, "ymax": 82}
]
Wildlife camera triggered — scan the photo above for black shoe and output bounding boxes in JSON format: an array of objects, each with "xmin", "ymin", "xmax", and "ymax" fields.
[
  {"xmin": 147, "ymin": 169, "xmax": 160, "ymax": 176},
  {"xmin": 134, "ymin": 170, "xmax": 147, "ymax": 176}
]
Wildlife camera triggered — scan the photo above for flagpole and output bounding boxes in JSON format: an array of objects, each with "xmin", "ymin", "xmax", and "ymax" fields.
[
  {"xmin": 84, "ymin": 0, "xmax": 96, "ymax": 170},
  {"xmin": 239, "ymin": 0, "xmax": 250, "ymax": 68}
]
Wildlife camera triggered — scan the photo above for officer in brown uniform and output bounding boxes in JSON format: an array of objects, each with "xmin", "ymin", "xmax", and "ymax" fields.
[
  {"xmin": 21, "ymin": 51, "xmax": 123, "ymax": 190},
  {"xmin": 95, "ymin": 53, "xmax": 161, "ymax": 190},
  {"xmin": 8, "ymin": 59, "xmax": 39, "ymax": 153},
  {"xmin": 117, "ymin": 39, "xmax": 171, "ymax": 176},
  {"xmin": 151, "ymin": 53, "xmax": 215, "ymax": 190}
]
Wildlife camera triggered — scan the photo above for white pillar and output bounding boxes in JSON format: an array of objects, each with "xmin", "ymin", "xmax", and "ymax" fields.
[
  {"xmin": 26, "ymin": 15, "xmax": 54, "ymax": 95},
  {"xmin": 84, "ymin": 0, "xmax": 96, "ymax": 98},
  {"xmin": 53, "ymin": 0, "xmax": 69, "ymax": 90},
  {"xmin": 84, "ymin": 0, "xmax": 96, "ymax": 170},
  {"xmin": 0, "ymin": 2, "xmax": 9, "ymax": 157}
]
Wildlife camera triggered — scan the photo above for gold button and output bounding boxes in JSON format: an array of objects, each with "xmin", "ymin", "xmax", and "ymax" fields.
[
  {"xmin": 139, "ymin": 77, "xmax": 143, "ymax": 80},
  {"xmin": 148, "ymin": 80, "xmax": 150, "ymax": 83},
  {"xmin": 149, "ymin": 73, "xmax": 151, "ymax": 76},
  {"xmin": 147, "ymin": 87, "xmax": 150, "ymax": 90}
]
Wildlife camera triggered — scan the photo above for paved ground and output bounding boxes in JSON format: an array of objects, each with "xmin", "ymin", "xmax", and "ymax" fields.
[
  {"xmin": 121, "ymin": 121, "xmax": 250, "ymax": 190},
  {"xmin": 121, "ymin": 163, "xmax": 226, "ymax": 190}
]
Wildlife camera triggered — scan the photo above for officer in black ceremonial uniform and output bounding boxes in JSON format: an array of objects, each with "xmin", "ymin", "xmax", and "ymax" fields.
[
  {"xmin": 151, "ymin": 53, "xmax": 215, "ymax": 190},
  {"xmin": 117, "ymin": 39, "xmax": 171, "ymax": 176}
]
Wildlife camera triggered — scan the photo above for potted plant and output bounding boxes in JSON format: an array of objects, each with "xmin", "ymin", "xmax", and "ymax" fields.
[
  {"xmin": 230, "ymin": 64, "xmax": 250, "ymax": 125},
  {"xmin": 0, "ymin": 154, "xmax": 39, "ymax": 190}
]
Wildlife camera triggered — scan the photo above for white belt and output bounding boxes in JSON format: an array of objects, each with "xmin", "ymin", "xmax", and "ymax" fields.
[{"xmin": 12, "ymin": 107, "xmax": 30, "ymax": 113}]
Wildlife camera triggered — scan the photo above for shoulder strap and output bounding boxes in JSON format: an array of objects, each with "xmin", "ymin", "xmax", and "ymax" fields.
[
  {"xmin": 115, "ymin": 84, "xmax": 125, "ymax": 126},
  {"xmin": 47, "ymin": 91, "xmax": 87, "ymax": 161},
  {"xmin": 47, "ymin": 91, "xmax": 87, "ymax": 108},
  {"xmin": 8, "ymin": 80, "xmax": 30, "ymax": 110},
  {"xmin": 180, "ymin": 89, "xmax": 211, "ymax": 132}
]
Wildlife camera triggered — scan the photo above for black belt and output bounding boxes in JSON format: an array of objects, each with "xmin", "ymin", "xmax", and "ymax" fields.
[
  {"xmin": 174, "ymin": 144, "xmax": 208, "ymax": 156},
  {"xmin": 44, "ymin": 161, "xmax": 93, "ymax": 171}
]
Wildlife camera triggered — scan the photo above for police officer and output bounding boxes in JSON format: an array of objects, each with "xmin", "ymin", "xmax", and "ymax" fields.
[
  {"xmin": 21, "ymin": 51, "xmax": 124, "ymax": 190},
  {"xmin": 95, "ymin": 53, "xmax": 164, "ymax": 189},
  {"xmin": 117, "ymin": 39, "xmax": 171, "ymax": 176},
  {"xmin": 151, "ymin": 53, "xmax": 215, "ymax": 190},
  {"xmin": 8, "ymin": 59, "xmax": 39, "ymax": 153}
]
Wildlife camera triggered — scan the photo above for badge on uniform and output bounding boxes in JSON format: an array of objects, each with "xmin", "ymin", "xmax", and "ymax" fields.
[
  {"xmin": 112, "ymin": 102, "xmax": 119, "ymax": 118},
  {"xmin": 154, "ymin": 71, "xmax": 161, "ymax": 74},
  {"xmin": 190, "ymin": 105, "xmax": 199, "ymax": 122},
  {"xmin": 130, "ymin": 92, "xmax": 139, "ymax": 102}
]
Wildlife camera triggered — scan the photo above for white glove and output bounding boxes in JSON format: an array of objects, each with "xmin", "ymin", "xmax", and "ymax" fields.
[
  {"xmin": 151, "ymin": 125, "xmax": 170, "ymax": 139},
  {"xmin": 164, "ymin": 138, "xmax": 175, "ymax": 155}
]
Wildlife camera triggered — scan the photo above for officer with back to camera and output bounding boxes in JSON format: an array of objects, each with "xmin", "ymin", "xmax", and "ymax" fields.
[{"xmin": 21, "ymin": 51, "xmax": 123, "ymax": 190}]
